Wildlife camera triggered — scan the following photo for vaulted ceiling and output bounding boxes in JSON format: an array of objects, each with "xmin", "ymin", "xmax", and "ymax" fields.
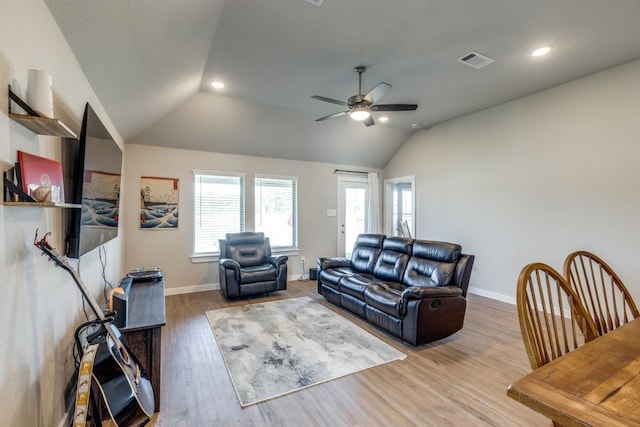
[{"xmin": 45, "ymin": 0, "xmax": 640, "ymax": 168}]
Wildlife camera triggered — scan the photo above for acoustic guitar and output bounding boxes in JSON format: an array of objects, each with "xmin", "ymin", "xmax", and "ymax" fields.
[{"xmin": 34, "ymin": 230, "xmax": 154, "ymax": 426}]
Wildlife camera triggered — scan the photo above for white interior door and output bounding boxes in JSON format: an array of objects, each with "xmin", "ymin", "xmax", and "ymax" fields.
[{"xmin": 337, "ymin": 176, "xmax": 368, "ymax": 257}]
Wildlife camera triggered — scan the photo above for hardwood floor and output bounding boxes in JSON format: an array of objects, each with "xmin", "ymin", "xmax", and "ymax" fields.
[{"xmin": 149, "ymin": 281, "xmax": 548, "ymax": 426}]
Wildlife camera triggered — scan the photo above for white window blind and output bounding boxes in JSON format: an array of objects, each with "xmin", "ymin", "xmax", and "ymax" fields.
[
  {"xmin": 255, "ymin": 175, "xmax": 298, "ymax": 249},
  {"xmin": 193, "ymin": 171, "xmax": 245, "ymax": 254}
]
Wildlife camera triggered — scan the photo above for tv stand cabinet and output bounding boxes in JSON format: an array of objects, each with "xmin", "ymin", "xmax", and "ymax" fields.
[{"xmin": 119, "ymin": 278, "xmax": 166, "ymax": 411}]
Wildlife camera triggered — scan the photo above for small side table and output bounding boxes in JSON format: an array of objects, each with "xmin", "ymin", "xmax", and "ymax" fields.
[{"xmin": 119, "ymin": 278, "xmax": 166, "ymax": 411}]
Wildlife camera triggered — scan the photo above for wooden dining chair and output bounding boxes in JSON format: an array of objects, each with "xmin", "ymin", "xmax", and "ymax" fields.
[
  {"xmin": 516, "ymin": 263, "xmax": 598, "ymax": 370},
  {"xmin": 564, "ymin": 250, "xmax": 640, "ymax": 336}
]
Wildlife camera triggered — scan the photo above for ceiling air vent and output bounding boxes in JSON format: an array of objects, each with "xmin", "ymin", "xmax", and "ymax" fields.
[
  {"xmin": 304, "ymin": 0, "xmax": 325, "ymax": 6},
  {"xmin": 457, "ymin": 51, "xmax": 495, "ymax": 69}
]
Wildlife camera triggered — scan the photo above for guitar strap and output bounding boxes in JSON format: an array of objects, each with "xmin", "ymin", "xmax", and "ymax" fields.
[{"xmin": 73, "ymin": 343, "xmax": 100, "ymax": 427}]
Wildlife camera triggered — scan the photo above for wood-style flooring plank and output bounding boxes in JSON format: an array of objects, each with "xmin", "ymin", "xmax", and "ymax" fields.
[{"xmin": 149, "ymin": 281, "xmax": 547, "ymax": 426}]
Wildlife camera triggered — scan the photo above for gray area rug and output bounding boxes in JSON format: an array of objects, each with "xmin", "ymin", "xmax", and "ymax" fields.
[{"xmin": 206, "ymin": 296, "xmax": 406, "ymax": 407}]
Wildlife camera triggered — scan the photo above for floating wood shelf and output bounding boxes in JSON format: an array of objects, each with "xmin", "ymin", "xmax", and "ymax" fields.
[
  {"xmin": 3, "ymin": 164, "xmax": 79, "ymax": 208},
  {"xmin": 5, "ymin": 84, "xmax": 79, "ymax": 208},
  {"xmin": 8, "ymin": 113, "xmax": 77, "ymax": 138},
  {"xmin": 7, "ymin": 84, "xmax": 77, "ymax": 138}
]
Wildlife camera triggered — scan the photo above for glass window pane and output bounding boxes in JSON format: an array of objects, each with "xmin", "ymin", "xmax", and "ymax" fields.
[
  {"xmin": 345, "ymin": 187, "xmax": 366, "ymax": 258},
  {"xmin": 193, "ymin": 173, "xmax": 245, "ymax": 254},
  {"xmin": 255, "ymin": 176, "xmax": 297, "ymax": 248}
]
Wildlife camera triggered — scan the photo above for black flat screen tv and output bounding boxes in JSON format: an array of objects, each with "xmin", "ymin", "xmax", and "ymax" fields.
[{"xmin": 64, "ymin": 103, "xmax": 123, "ymax": 258}]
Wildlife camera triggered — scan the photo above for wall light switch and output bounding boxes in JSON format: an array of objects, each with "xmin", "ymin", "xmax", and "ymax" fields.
[{"xmin": 326, "ymin": 209, "xmax": 336, "ymax": 217}]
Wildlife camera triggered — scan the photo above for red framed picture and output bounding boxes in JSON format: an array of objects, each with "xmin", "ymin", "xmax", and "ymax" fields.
[{"xmin": 17, "ymin": 150, "xmax": 65, "ymax": 203}]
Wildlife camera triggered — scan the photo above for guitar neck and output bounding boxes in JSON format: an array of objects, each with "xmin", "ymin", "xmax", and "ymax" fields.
[{"xmin": 68, "ymin": 266, "xmax": 107, "ymax": 322}]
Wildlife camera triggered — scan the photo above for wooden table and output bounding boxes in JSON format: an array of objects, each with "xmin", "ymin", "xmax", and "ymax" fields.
[
  {"xmin": 507, "ymin": 317, "xmax": 640, "ymax": 426},
  {"xmin": 119, "ymin": 279, "xmax": 166, "ymax": 412}
]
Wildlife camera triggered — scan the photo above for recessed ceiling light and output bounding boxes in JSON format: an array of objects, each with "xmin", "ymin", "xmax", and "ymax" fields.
[
  {"xmin": 531, "ymin": 45, "xmax": 553, "ymax": 57},
  {"xmin": 211, "ymin": 81, "xmax": 225, "ymax": 89},
  {"xmin": 378, "ymin": 116, "xmax": 389, "ymax": 122},
  {"xmin": 411, "ymin": 123, "xmax": 420, "ymax": 129}
]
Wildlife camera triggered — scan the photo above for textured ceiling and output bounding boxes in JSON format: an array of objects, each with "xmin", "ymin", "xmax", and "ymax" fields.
[{"xmin": 45, "ymin": 0, "xmax": 640, "ymax": 168}]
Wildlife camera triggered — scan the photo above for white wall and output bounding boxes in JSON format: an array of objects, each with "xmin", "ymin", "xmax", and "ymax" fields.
[
  {"xmin": 384, "ymin": 59, "xmax": 640, "ymax": 304},
  {"xmin": 0, "ymin": 1, "xmax": 126, "ymax": 425},
  {"xmin": 123, "ymin": 143, "xmax": 380, "ymax": 293}
]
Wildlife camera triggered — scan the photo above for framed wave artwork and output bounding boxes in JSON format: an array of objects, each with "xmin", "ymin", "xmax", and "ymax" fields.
[{"xmin": 140, "ymin": 176, "xmax": 179, "ymax": 229}]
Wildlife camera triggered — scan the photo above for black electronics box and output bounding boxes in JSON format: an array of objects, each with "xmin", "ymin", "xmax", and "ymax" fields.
[
  {"xmin": 111, "ymin": 276, "xmax": 133, "ymax": 328},
  {"xmin": 127, "ymin": 267, "xmax": 163, "ymax": 282}
]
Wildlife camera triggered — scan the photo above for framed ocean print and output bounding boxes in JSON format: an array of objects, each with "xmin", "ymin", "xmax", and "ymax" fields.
[{"xmin": 140, "ymin": 176, "xmax": 179, "ymax": 229}]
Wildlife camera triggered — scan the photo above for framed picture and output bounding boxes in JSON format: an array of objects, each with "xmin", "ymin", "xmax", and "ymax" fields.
[{"xmin": 140, "ymin": 176, "xmax": 179, "ymax": 229}]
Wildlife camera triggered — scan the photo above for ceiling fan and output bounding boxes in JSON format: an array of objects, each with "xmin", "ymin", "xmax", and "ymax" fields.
[{"xmin": 312, "ymin": 66, "xmax": 418, "ymax": 127}]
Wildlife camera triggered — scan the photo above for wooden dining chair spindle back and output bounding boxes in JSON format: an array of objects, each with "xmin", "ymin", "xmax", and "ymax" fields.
[
  {"xmin": 564, "ymin": 250, "xmax": 640, "ymax": 336},
  {"xmin": 516, "ymin": 263, "xmax": 598, "ymax": 370}
]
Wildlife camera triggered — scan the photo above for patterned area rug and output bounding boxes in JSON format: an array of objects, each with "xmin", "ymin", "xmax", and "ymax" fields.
[{"xmin": 206, "ymin": 296, "xmax": 406, "ymax": 407}]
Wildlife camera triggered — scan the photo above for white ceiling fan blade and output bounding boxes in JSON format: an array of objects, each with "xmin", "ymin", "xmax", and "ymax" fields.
[
  {"xmin": 312, "ymin": 95, "xmax": 348, "ymax": 107},
  {"xmin": 364, "ymin": 82, "xmax": 391, "ymax": 104},
  {"xmin": 315, "ymin": 111, "xmax": 349, "ymax": 121},
  {"xmin": 363, "ymin": 116, "xmax": 375, "ymax": 127}
]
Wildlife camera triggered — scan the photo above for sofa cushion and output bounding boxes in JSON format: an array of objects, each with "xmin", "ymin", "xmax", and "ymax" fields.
[
  {"xmin": 403, "ymin": 240, "xmax": 461, "ymax": 287},
  {"xmin": 372, "ymin": 237, "xmax": 413, "ymax": 282},
  {"xmin": 319, "ymin": 267, "xmax": 358, "ymax": 290},
  {"xmin": 340, "ymin": 274, "xmax": 376, "ymax": 298},
  {"xmin": 350, "ymin": 234, "xmax": 385, "ymax": 274},
  {"xmin": 239, "ymin": 263, "xmax": 277, "ymax": 283},
  {"xmin": 364, "ymin": 283, "xmax": 403, "ymax": 318},
  {"xmin": 412, "ymin": 240, "xmax": 461, "ymax": 263}
]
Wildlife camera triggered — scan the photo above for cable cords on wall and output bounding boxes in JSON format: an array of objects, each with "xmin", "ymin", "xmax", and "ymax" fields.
[
  {"xmin": 99, "ymin": 246, "xmax": 114, "ymax": 305},
  {"xmin": 75, "ymin": 258, "xmax": 91, "ymax": 322}
]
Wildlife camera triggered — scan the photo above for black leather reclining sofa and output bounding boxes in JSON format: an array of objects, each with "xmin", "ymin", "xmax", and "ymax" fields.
[{"xmin": 317, "ymin": 234, "xmax": 474, "ymax": 346}]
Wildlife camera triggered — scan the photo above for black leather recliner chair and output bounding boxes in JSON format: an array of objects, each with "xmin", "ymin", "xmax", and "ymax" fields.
[{"xmin": 218, "ymin": 232, "xmax": 288, "ymax": 298}]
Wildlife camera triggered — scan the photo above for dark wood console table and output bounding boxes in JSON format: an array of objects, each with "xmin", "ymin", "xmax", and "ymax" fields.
[{"xmin": 119, "ymin": 278, "xmax": 166, "ymax": 411}]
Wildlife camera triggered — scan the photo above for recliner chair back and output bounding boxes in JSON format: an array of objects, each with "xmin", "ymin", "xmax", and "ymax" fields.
[
  {"xmin": 373, "ymin": 237, "xmax": 413, "ymax": 283},
  {"xmin": 350, "ymin": 233, "xmax": 385, "ymax": 274},
  {"xmin": 403, "ymin": 240, "xmax": 461, "ymax": 288},
  {"xmin": 222, "ymin": 232, "xmax": 271, "ymax": 267}
]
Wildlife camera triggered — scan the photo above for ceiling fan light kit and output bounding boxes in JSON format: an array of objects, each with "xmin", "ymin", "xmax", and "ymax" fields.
[
  {"xmin": 349, "ymin": 107, "xmax": 371, "ymax": 121},
  {"xmin": 312, "ymin": 65, "xmax": 418, "ymax": 127}
]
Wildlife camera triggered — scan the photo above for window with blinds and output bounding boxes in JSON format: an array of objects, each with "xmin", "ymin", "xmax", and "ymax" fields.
[
  {"xmin": 193, "ymin": 171, "xmax": 245, "ymax": 255},
  {"xmin": 255, "ymin": 175, "xmax": 298, "ymax": 249}
]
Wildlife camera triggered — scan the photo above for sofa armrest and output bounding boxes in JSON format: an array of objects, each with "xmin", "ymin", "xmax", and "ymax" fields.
[
  {"xmin": 401, "ymin": 285, "xmax": 463, "ymax": 301},
  {"xmin": 317, "ymin": 257, "xmax": 351, "ymax": 270},
  {"xmin": 268, "ymin": 255, "xmax": 288, "ymax": 267},
  {"xmin": 218, "ymin": 258, "xmax": 240, "ymax": 280},
  {"xmin": 220, "ymin": 257, "xmax": 241, "ymax": 273},
  {"xmin": 454, "ymin": 254, "xmax": 475, "ymax": 297}
]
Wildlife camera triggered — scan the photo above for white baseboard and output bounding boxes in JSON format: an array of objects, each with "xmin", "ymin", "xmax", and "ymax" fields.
[
  {"xmin": 468, "ymin": 286, "xmax": 516, "ymax": 305},
  {"xmin": 164, "ymin": 283, "xmax": 219, "ymax": 296},
  {"xmin": 164, "ymin": 276, "xmax": 314, "ymax": 296}
]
